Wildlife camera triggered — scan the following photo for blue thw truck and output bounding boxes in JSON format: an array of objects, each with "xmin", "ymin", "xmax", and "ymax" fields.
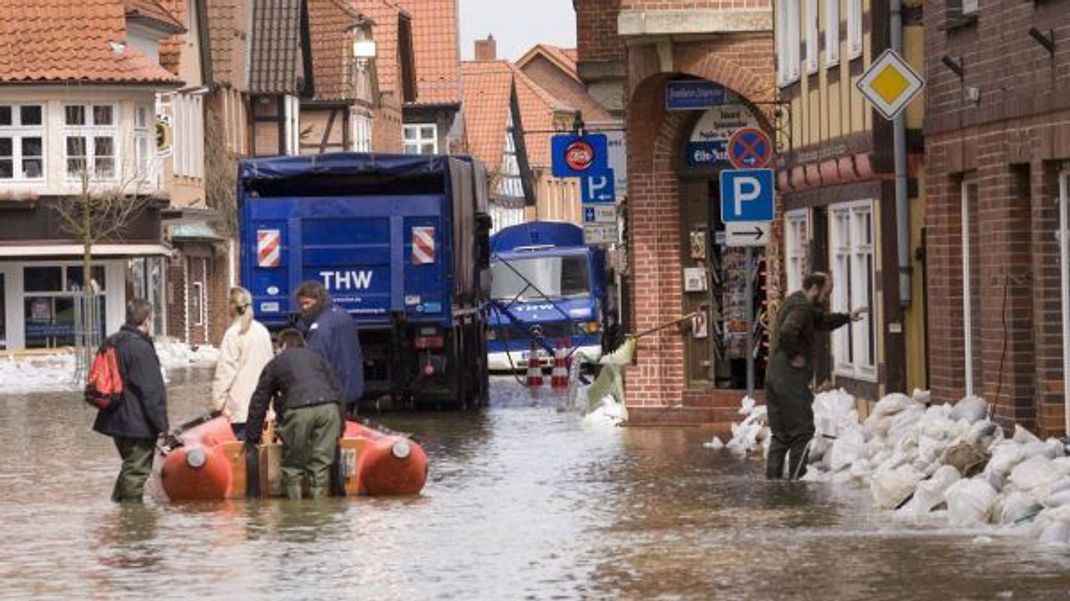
[
  {"xmin": 486, "ymin": 222, "xmax": 617, "ymax": 371},
  {"xmin": 238, "ymin": 153, "xmax": 493, "ymax": 409}
]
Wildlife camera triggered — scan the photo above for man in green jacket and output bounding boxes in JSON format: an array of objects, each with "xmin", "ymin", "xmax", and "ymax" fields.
[{"xmin": 766, "ymin": 272, "xmax": 866, "ymax": 480}]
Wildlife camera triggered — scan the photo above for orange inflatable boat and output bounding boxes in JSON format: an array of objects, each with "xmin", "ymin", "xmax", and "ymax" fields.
[{"xmin": 159, "ymin": 414, "xmax": 427, "ymax": 501}]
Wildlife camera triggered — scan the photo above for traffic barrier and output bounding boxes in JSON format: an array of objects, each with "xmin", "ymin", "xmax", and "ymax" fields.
[{"xmin": 525, "ymin": 341, "xmax": 544, "ymax": 387}]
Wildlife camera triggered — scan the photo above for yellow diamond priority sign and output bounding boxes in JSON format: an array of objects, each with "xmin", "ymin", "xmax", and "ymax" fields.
[{"xmin": 857, "ymin": 49, "xmax": 925, "ymax": 120}]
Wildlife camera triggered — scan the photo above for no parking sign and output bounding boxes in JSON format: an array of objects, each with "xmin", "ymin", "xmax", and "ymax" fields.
[{"xmin": 726, "ymin": 127, "xmax": 773, "ymax": 169}]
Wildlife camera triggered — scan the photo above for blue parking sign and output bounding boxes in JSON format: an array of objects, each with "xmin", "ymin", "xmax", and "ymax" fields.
[
  {"xmin": 581, "ymin": 169, "xmax": 615, "ymax": 204},
  {"xmin": 719, "ymin": 169, "xmax": 775, "ymax": 223}
]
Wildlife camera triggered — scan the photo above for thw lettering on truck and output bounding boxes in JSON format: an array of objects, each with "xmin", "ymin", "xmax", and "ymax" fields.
[{"xmin": 320, "ymin": 270, "xmax": 374, "ymax": 290}]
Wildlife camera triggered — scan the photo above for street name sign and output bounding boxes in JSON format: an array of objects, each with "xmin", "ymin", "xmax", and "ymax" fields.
[{"xmin": 857, "ymin": 49, "xmax": 925, "ymax": 121}]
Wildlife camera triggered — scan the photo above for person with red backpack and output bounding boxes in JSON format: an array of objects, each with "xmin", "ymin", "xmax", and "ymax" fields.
[{"xmin": 90, "ymin": 299, "xmax": 168, "ymax": 502}]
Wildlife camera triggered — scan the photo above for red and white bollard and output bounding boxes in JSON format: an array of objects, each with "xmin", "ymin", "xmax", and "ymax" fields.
[
  {"xmin": 525, "ymin": 341, "xmax": 544, "ymax": 387},
  {"xmin": 550, "ymin": 341, "xmax": 570, "ymax": 389}
]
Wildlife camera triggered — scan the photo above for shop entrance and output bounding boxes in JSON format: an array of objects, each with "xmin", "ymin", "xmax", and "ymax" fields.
[{"xmin": 680, "ymin": 179, "xmax": 767, "ymax": 390}]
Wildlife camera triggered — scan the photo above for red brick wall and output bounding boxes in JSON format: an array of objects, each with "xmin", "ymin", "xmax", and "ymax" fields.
[
  {"xmin": 373, "ymin": 93, "xmax": 404, "ymax": 153},
  {"xmin": 925, "ymin": 1, "xmax": 1070, "ymax": 436},
  {"xmin": 575, "ymin": 0, "xmax": 624, "ymax": 64},
  {"xmin": 623, "ymin": 37, "xmax": 775, "ymax": 410},
  {"xmin": 166, "ymin": 246, "xmax": 230, "ymax": 346}
]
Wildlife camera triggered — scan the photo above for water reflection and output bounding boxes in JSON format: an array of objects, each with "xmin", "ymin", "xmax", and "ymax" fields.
[{"xmin": 1, "ymin": 373, "xmax": 1069, "ymax": 600}]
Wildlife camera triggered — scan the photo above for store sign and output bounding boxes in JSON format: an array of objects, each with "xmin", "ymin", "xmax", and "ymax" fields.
[{"xmin": 686, "ymin": 104, "xmax": 761, "ymax": 168}]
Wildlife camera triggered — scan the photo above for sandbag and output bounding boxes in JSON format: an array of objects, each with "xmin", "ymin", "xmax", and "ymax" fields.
[
  {"xmin": 997, "ymin": 491, "xmax": 1041, "ymax": 524},
  {"xmin": 1036, "ymin": 519, "xmax": 1070, "ymax": 544},
  {"xmin": 983, "ymin": 443, "xmax": 1024, "ymax": 490},
  {"xmin": 829, "ymin": 427, "xmax": 866, "ymax": 472},
  {"xmin": 1043, "ymin": 489, "xmax": 1070, "ymax": 509},
  {"xmin": 944, "ymin": 478, "xmax": 998, "ymax": 527},
  {"xmin": 965, "ymin": 421, "xmax": 1002, "ymax": 449},
  {"xmin": 1008, "ymin": 455, "xmax": 1061, "ymax": 492},
  {"xmin": 909, "ymin": 465, "xmax": 961, "ymax": 516},
  {"xmin": 871, "ymin": 464, "xmax": 924, "ymax": 510},
  {"xmin": 943, "ymin": 442, "xmax": 991, "ymax": 478},
  {"xmin": 871, "ymin": 392, "xmax": 917, "ymax": 419},
  {"xmin": 950, "ymin": 396, "xmax": 988, "ymax": 423}
]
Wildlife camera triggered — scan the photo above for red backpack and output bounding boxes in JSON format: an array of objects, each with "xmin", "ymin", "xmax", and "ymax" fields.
[{"xmin": 85, "ymin": 337, "xmax": 124, "ymax": 411}]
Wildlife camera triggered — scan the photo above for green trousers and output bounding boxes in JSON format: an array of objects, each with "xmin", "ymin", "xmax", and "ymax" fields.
[
  {"xmin": 277, "ymin": 404, "xmax": 342, "ymax": 500},
  {"xmin": 111, "ymin": 437, "xmax": 155, "ymax": 503}
]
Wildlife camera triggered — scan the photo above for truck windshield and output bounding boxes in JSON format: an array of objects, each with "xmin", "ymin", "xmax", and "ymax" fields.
[{"xmin": 491, "ymin": 255, "xmax": 590, "ymax": 301}]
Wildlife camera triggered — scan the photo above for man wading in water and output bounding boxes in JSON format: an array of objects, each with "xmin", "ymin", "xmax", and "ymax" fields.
[{"xmin": 765, "ymin": 272, "xmax": 866, "ymax": 480}]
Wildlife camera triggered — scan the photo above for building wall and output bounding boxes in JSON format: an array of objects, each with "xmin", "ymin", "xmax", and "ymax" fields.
[
  {"xmin": 299, "ymin": 107, "xmax": 349, "ymax": 154},
  {"xmin": 924, "ymin": 0, "xmax": 1070, "ymax": 436},
  {"xmin": 373, "ymin": 93, "xmax": 405, "ymax": 153},
  {"xmin": 525, "ymin": 171, "xmax": 581, "ymax": 224}
]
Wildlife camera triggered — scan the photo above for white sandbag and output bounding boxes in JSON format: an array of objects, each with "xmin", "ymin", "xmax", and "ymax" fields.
[
  {"xmin": 983, "ymin": 443, "xmax": 1024, "ymax": 490},
  {"xmin": 738, "ymin": 396, "xmax": 757, "ymax": 415},
  {"xmin": 1053, "ymin": 457, "xmax": 1070, "ymax": 473},
  {"xmin": 997, "ymin": 491, "xmax": 1041, "ymax": 524},
  {"xmin": 1043, "ymin": 489, "xmax": 1070, "ymax": 509},
  {"xmin": 912, "ymin": 389, "xmax": 931, "ymax": 405},
  {"xmin": 703, "ymin": 436, "xmax": 725, "ymax": 451},
  {"xmin": 944, "ymin": 478, "xmax": 998, "ymax": 527},
  {"xmin": 871, "ymin": 392, "xmax": 917, "ymax": 419},
  {"xmin": 871, "ymin": 464, "xmax": 924, "ymax": 510},
  {"xmin": 909, "ymin": 465, "xmax": 961, "ymax": 515},
  {"xmin": 1013, "ymin": 424, "xmax": 1041, "ymax": 445},
  {"xmin": 1008, "ymin": 455, "xmax": 1061, "ymax": 492},
  {"xmin": 1036, "ymin": 519, "xmax": 1070, "ymax": 544},
  {"xmin": 950, "ymin": 396, "xmax": 988, "ymax": 423},
  {"xmin": 887, "ymin": 405, "xmax": 926, "ymax": 444},
  {"xmin": 829, "ymin": 427, "xmax": 866, "ymax": 472},
  {"xmin": 966, "ymin": 420, "xmax": 1003, "ymax": 449}
]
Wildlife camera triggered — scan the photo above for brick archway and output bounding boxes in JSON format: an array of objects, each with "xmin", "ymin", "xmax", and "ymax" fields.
[{"xmin": 623, "ymin": 41, "xmax": 774, "ymax": 417}]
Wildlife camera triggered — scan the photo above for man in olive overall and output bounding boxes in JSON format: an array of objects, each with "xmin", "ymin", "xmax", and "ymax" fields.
[
  {"xmin": 765, "ymin": 272, "xmax": 866, "ymax": 480},
  {"xmin": 246, "ymin": 329, "xmax": 345, "ymax": 500}
]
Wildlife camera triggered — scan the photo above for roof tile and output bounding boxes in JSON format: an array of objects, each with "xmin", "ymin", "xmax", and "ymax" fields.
[
  {"xmin": 397, "ymin": 0, "xmax": 460, "ymax": 106},
  {"xmin": 249, "ymin": 0, "xmax": 302, "ymax": 93},
  {"xmin": 460, "ymin": 60, "xmax": 512, "ymax": 170},
  {"xmin": 309, "ymin": 0, "xmax": 363, "ymax": 100},
  {"xmin": 0, "ymin": 0, "xmax": 179, "ymax": 85},
  {"xmin": 350, "ymin": 0, "xmax": 403, "ymax": 94}
]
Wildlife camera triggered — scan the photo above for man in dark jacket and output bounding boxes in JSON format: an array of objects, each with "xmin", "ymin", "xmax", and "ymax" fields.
[
  {"xmin": 295, "ymin": 280, "xmax": 364, "ymax": 414},
  {"xmin": 93, "ymin": 299, "xmax": 168, "ymax": 502},
  {"xmin": 246, "ymin": 328, "xmax": 344, "ymax": 500},
  {"xmin": 765, "ymin": 272, "xmax": 866, "ymax": 480}
]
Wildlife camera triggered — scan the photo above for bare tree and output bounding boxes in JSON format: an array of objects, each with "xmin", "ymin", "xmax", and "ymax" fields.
[{"xmin": 53, "ymin": 163, "xmax": 153, "ymax": 379}]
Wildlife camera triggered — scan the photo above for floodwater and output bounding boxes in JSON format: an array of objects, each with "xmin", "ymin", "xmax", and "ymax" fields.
[{"xmin": 1, "ymin": 371, "xmax": 1069, "ymax": 601}]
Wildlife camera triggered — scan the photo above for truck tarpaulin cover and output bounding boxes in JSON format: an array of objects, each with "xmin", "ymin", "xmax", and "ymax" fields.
[{"xmin": 239, "ymin": 153, "xmax": 487, "ymax": 299}]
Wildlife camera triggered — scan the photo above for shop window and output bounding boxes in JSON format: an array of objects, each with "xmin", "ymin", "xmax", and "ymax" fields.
[
  {"xmin": 824, "ymin": 0, "xmax": 840, "ymax": 67},
  {"xmin": 403, "ymin": 124, "xmax": 438, "ymax": 155},
  {"xmin": 23, "ymin": 266, "xmax": 62, "ymax": 292},
  {"xmin": 0, "ymin": 103, "xmax": 45, "ymax": 181},
  {"xmin": 829, "ymin": 201, "xmax": 876, "ymax": 379},
  {"xmin": 784, "ymin": 209, "xmax": 810, "ymax": 293},
  {"xmin": 22, "ymin": 263, "xmax": 108, "ymax": 349},
  {"xmin": 64, "ymin": 104, "xmax": 117, "ymax": 180},
  {"xmin": 775, "ymin": 0, "xmax": 801, "ymax": 85},
  {"xmin": 847, "ymin": 0, "xmax": 862, "ymax": 59}
]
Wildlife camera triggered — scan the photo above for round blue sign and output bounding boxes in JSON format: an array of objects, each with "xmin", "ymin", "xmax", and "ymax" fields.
[{"xmin": 727, "ymin": 127, "xmax": 773, "ymax": 169}]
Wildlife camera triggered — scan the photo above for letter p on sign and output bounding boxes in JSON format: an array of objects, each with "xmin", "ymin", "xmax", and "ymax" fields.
[{"xmin": 719, "ymin": 169, "xmax": 775, "ymax": 223}]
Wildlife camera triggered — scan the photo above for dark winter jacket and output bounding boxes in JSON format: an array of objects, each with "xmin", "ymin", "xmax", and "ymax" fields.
[
  {"xmin": 767, "ymin": 291, "xmax": 851, "ymax": 384},
  {"xmin": 92, "ymin": 325, "xmax": 169, "ymax": 440},
  {"xmin": 298, "ymin": 304, "xmax": 364, "ymax": 408},
  {"xmin": 245, "ymin": 347, "xmax": 343, "ymax": 445}
]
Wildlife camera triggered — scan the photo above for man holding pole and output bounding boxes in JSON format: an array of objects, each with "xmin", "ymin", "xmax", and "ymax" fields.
[{"xmin": 765, "ymin": 272, "xmax": 866, "ymax": 480}]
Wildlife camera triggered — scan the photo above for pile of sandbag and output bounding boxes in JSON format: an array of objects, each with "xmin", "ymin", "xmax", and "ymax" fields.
[
  {"xmin": 797, "ymin": 390, "xmax": 1070, "ymax": 543},
  {"xmin": 706, "ymin": 396, "xmax": 770, "ymax": 458}
]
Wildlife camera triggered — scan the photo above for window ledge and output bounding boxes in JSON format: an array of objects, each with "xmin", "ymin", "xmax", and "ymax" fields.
[
  {"xmin": 941, "ymin": 14, "xmax": 978, "ymax": 33},
  {"xmin": 835, "ymin": 366, "xmax": 879, "ymax": 383}
]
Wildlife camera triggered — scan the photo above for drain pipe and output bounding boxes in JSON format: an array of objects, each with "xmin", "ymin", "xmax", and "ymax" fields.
[{"xmin": 892, "ymin": 0, "xmax": 911, "ymax": 307}]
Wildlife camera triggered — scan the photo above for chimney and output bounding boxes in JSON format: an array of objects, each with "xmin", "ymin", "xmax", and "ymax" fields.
[{"xmin": 474, "ymin": 34, "xmax": 496, "ymax": 61}]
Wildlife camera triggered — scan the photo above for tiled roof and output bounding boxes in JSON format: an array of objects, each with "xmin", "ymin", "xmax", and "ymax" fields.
[
  {"xmin": 510, "ymin": 63, "xmax": 571, "ymax": 169},
  {"xmin": 460, "ymin": 61, "xmax": 513, "ymax": 171},
  {"xmin": 515, "ymin": 44, "xmax": 613, "ymax": 126},
  {"xmin": 205, "ymin": 0, "xmax": 251, "ymax": 87},
  {"xmin": 398, "ymin": 0, "xmax": 460, "ymax": 106},
  {"xmin": 351, "ymin": 0, "xmax": 408, "ymax": 96},
  {"xmin": 0, "ymin": 0, "xmax": 180, "ymax": 85},
  {"xmin": 309, "ymin": 0, "xmax": 362, "ymax": 100},
  {"xmin": 157, "ymin": 0, "xmax": 186, "ymax": 75},
  {"xmin": 124, "ymin": 0, "xmax": 184, "ymax": 32},
  {"xmin": 249, "ymin": 0, "xmax": 303, "ymax": 93}
]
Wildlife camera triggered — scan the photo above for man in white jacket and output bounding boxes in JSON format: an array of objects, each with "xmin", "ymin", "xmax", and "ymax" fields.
[{"xmin": 211, "ymin": 287, "xmax": 275, "ymax": 440}]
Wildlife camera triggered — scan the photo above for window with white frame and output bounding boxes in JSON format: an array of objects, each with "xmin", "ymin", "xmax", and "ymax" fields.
[
  {"xmin": 776, "ymin": 0, "xmax": 802, "ymax": 85},
  {"xmin": 0, "ymin": 104, "xmax": 45, "ymax": 181},
  {"xmin": 829, "ymin": 201, "xmax": 876, "ymax": 379},
  {"xmin": 133, "ymin": 104, "xmax": 155, "ymax": 184},
  {"xmin": 352, "ymin": 112, "xmax": 372, "ymax": 152},
  {"xmin": 64, "ymin": 104, "xmax": 117, "ymax": 180},
  {"xmin": 784, "ymin": 209, "xmax": 810, "ymax": 293},
  {"xmin": 284, "ymin": 95, "xmax": 301, "ymax": 155},
  {"xmin": 847, "ymin": 0, "xmax": 862, "ymax": 59},
  {"xmin": 172, "ymin": 93, "xmax": 205, "ymax": 178},
  {"xmin": 806, "ymin": 0, "xmax": 819, "ymax": 74},
  {"xmin": 403, "ymin": 123, "xmax": 438, "ymax": 155},
  {"xmin": 825, "ymin": 0, "xmax": 840, "ymax": 66}
]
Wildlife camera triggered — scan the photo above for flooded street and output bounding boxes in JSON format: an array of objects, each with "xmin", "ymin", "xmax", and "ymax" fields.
[{"xmin": 0, "ymin": 371, "xmax": 1068, "ymax": 601}]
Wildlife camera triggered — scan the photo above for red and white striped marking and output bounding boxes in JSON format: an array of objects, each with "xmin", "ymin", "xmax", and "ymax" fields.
[
  {"xmin": 412, "ymin": 227, "xmax": 435, "ymax": 265},
  {"xmin": 257, "ymin": 229, "xmax": 281, "ymax": 268}
]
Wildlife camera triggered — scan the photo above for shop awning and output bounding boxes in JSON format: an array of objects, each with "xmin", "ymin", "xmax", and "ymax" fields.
[{"xmin": 0, "ymin": 244, "xmax": 173, "ymax": 257}]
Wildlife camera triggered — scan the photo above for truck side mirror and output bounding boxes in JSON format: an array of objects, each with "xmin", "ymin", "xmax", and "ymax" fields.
[{"xmin": 475, "ymin": 212, "xmax": 493, "ymax": 269}]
